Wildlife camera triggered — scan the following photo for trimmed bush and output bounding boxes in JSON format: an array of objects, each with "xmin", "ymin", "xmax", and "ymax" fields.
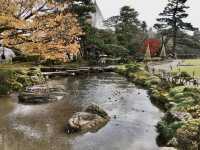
[{"xmin": 157, "ymin": 120, "xmax": 183, "ymax": 145}]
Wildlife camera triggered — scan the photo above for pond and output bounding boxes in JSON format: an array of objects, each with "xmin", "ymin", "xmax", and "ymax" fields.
[{"xmin": 0, "ymin": 72, "xmax": 163, "ymax": 150}]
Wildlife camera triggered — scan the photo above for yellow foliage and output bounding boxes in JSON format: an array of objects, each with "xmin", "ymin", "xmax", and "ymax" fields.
[
  {"xmin": 0, "ymin": 15, "xmax": 26, "ymax": 29},
  {"xmin": 0, "ymin": 0, "xmax": 83, "ymax": 62}
]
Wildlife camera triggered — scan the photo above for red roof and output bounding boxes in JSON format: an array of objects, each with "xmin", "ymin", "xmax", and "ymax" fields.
[{"xmin": 142, "ymin": 39, "xmax": 161, "ymax": 56}]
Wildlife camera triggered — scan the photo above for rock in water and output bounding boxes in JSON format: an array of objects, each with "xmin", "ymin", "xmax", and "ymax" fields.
[
  {"xmin": 18, "ymin": 92, "xmax": 50, "ymax": 104},
  {"xmin": 66, "ymin": 104, "xmax": 110, "ymax": 134},
  {"xmin": 18, "ymin": 84, "xmax": 66, "ymax": 104},
  {"xmin": 85, "ymin": 104, "xmax": 110, "ymax": 119}
]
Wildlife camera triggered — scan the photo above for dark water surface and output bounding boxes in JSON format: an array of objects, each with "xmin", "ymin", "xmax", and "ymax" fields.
[{"xmin": 0, "ymin": 73, "xmax": 163, "ymax": 150}]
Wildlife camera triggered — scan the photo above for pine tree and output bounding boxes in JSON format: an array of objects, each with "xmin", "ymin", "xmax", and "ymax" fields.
[
  {"xmin": 68, "ymin": 0, "xmax": 96, "ymax": 25},
  {"xmin": 154, "ymin": 0, "xmax": 196, "ymax": 57}
]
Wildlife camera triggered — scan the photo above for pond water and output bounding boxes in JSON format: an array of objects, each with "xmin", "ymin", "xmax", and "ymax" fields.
[{"xmin": 0, "ymin": 72, "xmax": 163, "ymax": 150}]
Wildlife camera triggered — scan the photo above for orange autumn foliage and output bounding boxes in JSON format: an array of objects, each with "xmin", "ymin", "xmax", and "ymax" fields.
[{"xmin": 0, "ymin": 0, "xmax": 83, "ymax": 62}]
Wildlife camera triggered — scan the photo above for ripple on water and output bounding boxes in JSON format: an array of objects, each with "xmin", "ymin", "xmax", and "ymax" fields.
[
  {"xmin": 0, "ymin": 73, "xmax": 163, "ymax": 150},
  {"xmin": 12, "ymin": 124, "xmax": 43, "ymax": 139}
]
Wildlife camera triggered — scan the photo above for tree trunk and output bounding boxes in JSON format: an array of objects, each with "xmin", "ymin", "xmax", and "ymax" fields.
[
  {"xmin": 172, "ymin": 0, "xmax": 179, "ymax": 59},
  {"xmin": 172, "ymin": 27, "xmax": 177, "ymax": 58}
]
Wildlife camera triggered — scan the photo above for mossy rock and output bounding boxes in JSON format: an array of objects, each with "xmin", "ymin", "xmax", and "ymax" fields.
[
  {"xmin": 0, "ymin": 67, "xmax": 44, "ymax": 95},
  {"xmin": 16, "ymin": 75, "xmax": 32, "ymax": 87},
  {"xmin": 30, "ymin": 76, "xmax": 44, "ymax": 84},
  {"xmin": 144, "ymin": 76, "xmax": 161, "ymax": 88},
  {"xmin": 185, "ymin": 106, "xmax": 200, "ymax": 119},
  {"xmin": 10, "ymin": 81, "xmax": 23, "ymax": 91},
  {"xmin": 151, "ymin": 89, "xmax": 169, "ymax": 102},
  {"xmin": 115, "ymin": 68, "xmax": 127, "ymax": 76},
  {"xmin": 29, "ymin": 67, "xmax": 39, "ymax": 71},
  {"xmin": 169, "ymin": 86, "xmax": 185, "ymax": 97},
  {"xmin": 127, "ymin": 72, "xmax": 135, "ymax": 79},
  {"xmin": 173, "ymin": 92, "xmax": 185, "ymax": 100},
  {"xmin": 176, "ymin": 119, "xmax": 200, "ymax": 150},
  {"xmin": 175, "ymin": 97, "xmax": 196, "ymax": 109},
  {"xmin": 15, "ymin": 69, "xmax": 27, "ymax": 75},
  {"xmin": 27, "ymin": 69, "xmax": 41, "ymax": 76},
  {"xmin": 157, "ymin": 120, "xmax": 183, "ymax": 145},
  {"xmin": 133, "ymin": 71, "xmax": 151, "ymax": 86},
  {"xmin": 150, "ymin": 89, "xmax": 170, "ymax": 109},
  {"xmin": 125, "ymin": 63, "xmax": 140, "ymax": 73}
]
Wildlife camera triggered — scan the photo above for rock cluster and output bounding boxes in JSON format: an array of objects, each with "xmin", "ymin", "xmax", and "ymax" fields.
[
  {"xmin": 18, "ymin": 84, "xmax": 66, "ymax": 104},
  {"xmin": 66, "ymin": 104, "xmax": 110, "ymax": 134}
]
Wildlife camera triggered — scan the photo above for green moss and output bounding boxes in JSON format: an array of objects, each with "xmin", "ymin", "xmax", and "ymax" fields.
[
  {"xmin": 157, "ymin": 120, "xmax": 183, "ymax": 145},
  {"xmin": 9, "ymin": 81, "xmax": 24, "ymax": 91},
  {"xmin": 169, "ymin": 86, "xmax": 185, "ymax": 97},
  {"xmin": 176, "ymin": 119, "xmax": 200, "ymax": 150},
  {"xmin": 144, "ymin": 76, "xmax": 161, "ymax": 88},
  {"xmin": 125, "ymin": 63, "xmax": 140, "ymax": 73},
  {"xmin": 115, "ymin": 66, "xmax": 127, "ymax": 75},
  {"xmin": 150, "ymin": 89, "xmax": 169, "ymax": 108},
  {"xmin": 132, "ymin": 71, "xmax": 151, "ymax": 85},
  {"xmin": 16, "ymin": 75, "xmax": 32, "ymax": 87},
  {"xmin": 0, "ymin": 66, "xmax": 44, "ymax": 95}
]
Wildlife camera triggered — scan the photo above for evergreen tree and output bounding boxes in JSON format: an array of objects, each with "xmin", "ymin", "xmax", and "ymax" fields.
[
  {"xmin": 141, "ymin": 21, "xmax": 147, "ymax": 33},
  {"xmin": 68, "ymin": 0, "xmax": 96, "ymax": 25},
  {"xmin": 104, "ymin": 6, "xmax": 145, "ymax": 56},
  {"xmin": 154, "ymin": 0, "xmax": 196, "ymax": 56}
]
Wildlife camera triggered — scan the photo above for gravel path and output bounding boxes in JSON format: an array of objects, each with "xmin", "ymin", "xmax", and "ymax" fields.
[{"xmin": 148, "ymin": 59, "xmax": 182, "ymax": 73}]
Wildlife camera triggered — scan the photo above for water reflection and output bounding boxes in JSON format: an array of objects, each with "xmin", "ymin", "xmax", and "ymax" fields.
[{"xmin": 0, "ymin": 73, "xmax": 163, "ymax": 150}]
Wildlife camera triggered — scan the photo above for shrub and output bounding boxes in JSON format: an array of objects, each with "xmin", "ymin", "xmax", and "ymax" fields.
[
  {"xmin": 41, "ymin": 59, "xmax": 63, "ymax": 66},
  {"xmin": 176, "ymin": 119, "xmax": 200, "ymax": 150},
  {"xmin": 157, "ymin": 120, "xmax": 183, "ymax": 145},
  {"xmin": 14, "ymin": 55, "xmax": 40, "ymax": 62},
  {"xmin": 103, "ymin": 44, "xmax": 129, "ymax": 58},
  {"xmin": 125, "ymin": 63, "xmax": 140, "ymax": 73},
  {"xmin": 16, "ymin": 75, "xmax": 32, "ymax": 87},
  {"xmin": 169, "ymin": 86, "xmax": 185, "ymax": 97}
]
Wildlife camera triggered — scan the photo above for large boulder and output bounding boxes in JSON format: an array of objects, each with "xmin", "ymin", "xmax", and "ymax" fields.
[
  {"xmin": 176, "ymin": 119, "xmax": 200, "ymax": 150},
  {"xmin": 18, "ymin": 92, "xmax": 50, "ymax": 104},
  {"xmin": 66, "ymin": 104, "xmax": 110, "ymax": 134},
  {"xmin": 18, "ymin": 84, "xmax": 66, "ymax": 104}
]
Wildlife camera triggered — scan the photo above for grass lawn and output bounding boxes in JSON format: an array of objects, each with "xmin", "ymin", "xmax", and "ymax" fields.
[
  {"xmin": 173, "ymin": 66, "xmax": 200, "ymax": 77},
  {"xmin": 172, "ymin": 59, "xmax": 200, "ymax": 77},
  {"xmin": 182, "ymin": 59, "xmax": 200, "ymax": 66}
]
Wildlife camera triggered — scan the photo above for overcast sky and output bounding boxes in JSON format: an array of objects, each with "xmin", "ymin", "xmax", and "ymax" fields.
[{"xmin": 97, "ymin": 0, "xmax": 200, "ymax": 29}]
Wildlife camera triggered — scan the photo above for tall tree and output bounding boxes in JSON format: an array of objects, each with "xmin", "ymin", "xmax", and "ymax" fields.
[
  {"xmin": 68, "ymin": 0, "xmax": 96, "ymax": 25},
  {"xmin": 104, "ymin": 6, "xmax": 145, "ymax": 55},
  {"xmin": 141, "ymin": 21, "xmax": 147, "ymax": 33},
  {"xmin": 67, "ymin": 0, "xmax": 96, "ymax": 57},
  {"xmin": 154, "ymin": 0, "xmax": 196, "ymax": 56}
]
